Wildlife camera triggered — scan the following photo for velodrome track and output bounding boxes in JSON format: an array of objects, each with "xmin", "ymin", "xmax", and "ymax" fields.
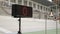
[{"xmin": 0, "ymin": 15, "xmax": 60, "ymax": 34}]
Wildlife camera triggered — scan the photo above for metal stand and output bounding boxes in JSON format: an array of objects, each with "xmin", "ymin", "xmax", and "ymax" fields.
[{"xmin": 18, "ymin": 17, "xmax": 21, "ymax": 34}]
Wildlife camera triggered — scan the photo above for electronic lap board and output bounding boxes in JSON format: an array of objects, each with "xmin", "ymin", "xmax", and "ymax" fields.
[{"xmin": 12, "ymin": 4, "xmax": 32, "ymax": 18}]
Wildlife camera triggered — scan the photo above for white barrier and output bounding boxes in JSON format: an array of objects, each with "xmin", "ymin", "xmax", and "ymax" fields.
[{"xmin": 0, "ymin": 15, "xmax": 60, "ymax": 33}]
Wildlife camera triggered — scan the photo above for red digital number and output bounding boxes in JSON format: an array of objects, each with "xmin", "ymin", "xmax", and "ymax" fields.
[{"xmin": 22, "ymin": 7, "xmax": 28, "ymax": 16}]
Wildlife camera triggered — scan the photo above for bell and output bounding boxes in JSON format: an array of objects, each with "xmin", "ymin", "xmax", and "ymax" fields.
[{"xmin": 49, "ymin": 12, "xmax": 53, "ymax": 17}]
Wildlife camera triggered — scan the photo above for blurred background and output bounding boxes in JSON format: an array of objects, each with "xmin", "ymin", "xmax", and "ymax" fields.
[{"xmin": 0, "ymin": 0, "xmax": 60, "ymax": 34}]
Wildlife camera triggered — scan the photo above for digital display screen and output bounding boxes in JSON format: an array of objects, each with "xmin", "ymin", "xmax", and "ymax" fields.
[{"xmin": 12, "ymin": 4, "xmax": 32, "ymax": 18}]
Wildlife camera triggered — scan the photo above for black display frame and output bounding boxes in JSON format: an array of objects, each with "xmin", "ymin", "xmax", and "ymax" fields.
[{"xmin": 12, "ymin": 4, "xmax": 32, "ymax": 18}]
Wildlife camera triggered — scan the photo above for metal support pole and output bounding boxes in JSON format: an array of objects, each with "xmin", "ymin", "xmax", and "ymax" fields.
[
  {"xmin": 56, "ymin": 5, "xmax": 58, "ymax": 34},
  {"xmin": 56, "ymin": 20, "xmax": 58, "ymax": 34},
  {"xmin": 18, "ymin": 17, "xmax": 21, "ymax": 34},
  {"xmin": 45, "ymin": 15, "xmax": 47, "ymax": 34}
]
